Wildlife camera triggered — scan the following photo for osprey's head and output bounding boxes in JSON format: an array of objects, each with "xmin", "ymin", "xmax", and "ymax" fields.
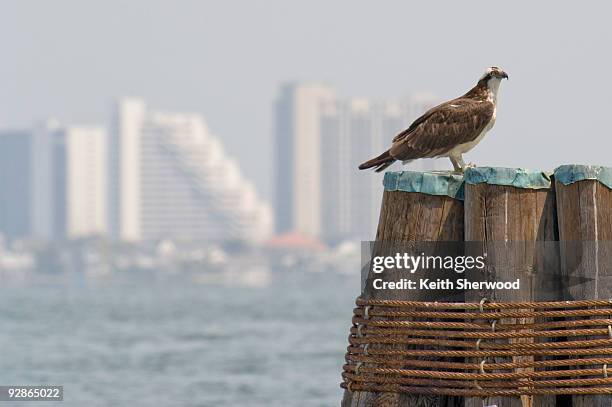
[
  {"xmin": 478, "ymin": 66, "xmax": 508, "ymax": 99},
  {"xmin": 481, "ymin": 66, "xmax": 509, "ymax": 81}
]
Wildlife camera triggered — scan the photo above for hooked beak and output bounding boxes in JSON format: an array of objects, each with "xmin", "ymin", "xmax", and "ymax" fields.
[{"xmin": 501, "ymin": 71, "xmax": 509, "ymax": 80}]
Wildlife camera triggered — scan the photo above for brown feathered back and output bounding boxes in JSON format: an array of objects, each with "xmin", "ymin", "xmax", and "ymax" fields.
[{"xmin": 389, "ymin": 85, "xmax": 494, "ymax": 161}]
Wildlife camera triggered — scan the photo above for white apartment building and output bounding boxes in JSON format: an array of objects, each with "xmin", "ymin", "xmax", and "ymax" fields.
[
  {"xmin": 0, "ymin": 122, "xmax": 108, "ymax": 241},
  {"xmin": 109, "ymin": 98, "xmax": 272, "ymax": 243},
  {"xmin": 274, "ymin": 82, "xmax": 336, "ymax": 237},
  {"xmin": 65, "ymin": 126, "xmax": 107, "ymax": 238}
]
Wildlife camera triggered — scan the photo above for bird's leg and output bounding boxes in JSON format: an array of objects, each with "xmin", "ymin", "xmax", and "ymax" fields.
[{"xmin": 449, "ymin": 154, "xmax": 465, "ymax": 173}]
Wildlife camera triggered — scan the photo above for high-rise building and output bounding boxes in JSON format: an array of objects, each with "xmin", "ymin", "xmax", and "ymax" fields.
[
  {"xmin": 108, "ymin": 98, "xmax": 145, "ymax": 241},
  {"xmin": 30, "ymin": 120, "xmax": 66, "ymax": 240},
  {"xmin": 65, "ymin": 126, "xmax": 107, "ymax": 238},
  {"xmin": 320, "ymin": 101, "xmax": 349, "ymax": 243},
  {"xmin": 0, "ymin": 121, "xmax": 67, "ymax": 241},
  {"xmin": 109, "ymin": 98, "xmax": 272, "ymax": 243},
  {"xmin": 0, "ymin": 122, "xmax": 109, "ymax": 242},
  {"xmin": 274, "ymin": 82, "xmax": 440, "ymax": 243},
  {"xmin": 319, "ymin": 94, "xmax": 440, "ymax": 243},
  {"xmin": 0, "ymin": 130, "xmax": 33, "ymax": 240},
  {"xmin": 274, "ymin": 82, "xmax": 336, "ymax": 237}
]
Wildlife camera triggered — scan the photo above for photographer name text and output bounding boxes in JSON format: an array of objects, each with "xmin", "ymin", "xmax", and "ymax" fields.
[{"xmin": 372, "ymin": 278, "xmax": 521, "ymax": 290}]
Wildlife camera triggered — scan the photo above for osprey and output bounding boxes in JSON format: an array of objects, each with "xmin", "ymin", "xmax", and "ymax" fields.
[{"xmin": 358, "ymin": 66, "xmax": 508, "ymax": 172}]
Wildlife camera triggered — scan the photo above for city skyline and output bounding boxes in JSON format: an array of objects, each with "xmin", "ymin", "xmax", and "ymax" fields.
[
  {"xmin": 0, "ymin": 97, "xmax": 274, "ymax": 244},
  {"xmin": 1, "ymin": 82, "xmax": 446, "ymax": 245},
  {"xmin": 3, "ymin": 2, "xmax": 612, "ymax": 203}
]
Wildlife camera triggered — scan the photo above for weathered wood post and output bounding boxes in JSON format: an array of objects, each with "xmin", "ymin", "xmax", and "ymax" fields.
[
  {"xmin": 463, "ymin": 167, "xmax": 559, "ymax": 407},
  {"xmin": 554, "ymin": 164, "xmax": 612, "ymax": 407},
  {"xmin": 341, "ymin": 170, "xmax": 465, "ymax": 407}
]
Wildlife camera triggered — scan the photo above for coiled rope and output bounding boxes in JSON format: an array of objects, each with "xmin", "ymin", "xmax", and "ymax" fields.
[{"xmin": 342, "ymin": 297, "xmax": 612, "ymax": 397}]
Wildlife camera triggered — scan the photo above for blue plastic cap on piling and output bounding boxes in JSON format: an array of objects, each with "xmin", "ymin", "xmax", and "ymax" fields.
[
  {"xmin": 383, "ymin": 170, "xmax": 465, "ymax": 200},
  {"xmin": 464, "ymin": 167, "xmax": 552, "ymax": 189},
  {"xmin": 554, "ymin": 164, "xmax": 612, "ymax": 189}
]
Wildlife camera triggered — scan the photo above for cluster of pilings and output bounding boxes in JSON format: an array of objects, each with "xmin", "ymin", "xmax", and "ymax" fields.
[{"xmin": 341, "ymin": 165, "xmax": 612, "ymax": 407}]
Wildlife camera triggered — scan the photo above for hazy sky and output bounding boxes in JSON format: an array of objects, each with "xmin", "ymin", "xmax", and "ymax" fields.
[{"xmin": 1, "ymin": 1, "xmax": 611, "ymax": 200}]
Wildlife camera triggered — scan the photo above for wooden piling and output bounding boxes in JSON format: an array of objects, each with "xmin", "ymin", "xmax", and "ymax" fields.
[
  {"xmin": 341, "ymin": 171, "xmax": 465, "ymax": 407},
  {"xmin": 463, "ymin": 167, "xmax": 559, "ymax": 407},
  {"xmin": 554, "ymin": 165, "xmax": 612, "ymax": 407}
]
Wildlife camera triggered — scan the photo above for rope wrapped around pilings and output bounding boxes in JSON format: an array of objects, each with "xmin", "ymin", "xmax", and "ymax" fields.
[{"xmin": 341, "ymin": 297, "xmax": 612, "ymax": 397}]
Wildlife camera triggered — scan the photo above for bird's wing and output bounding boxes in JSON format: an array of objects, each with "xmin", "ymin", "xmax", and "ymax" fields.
[{"xmin": 390, "ymin": 98, "xmax": 495, "ymax": 160}]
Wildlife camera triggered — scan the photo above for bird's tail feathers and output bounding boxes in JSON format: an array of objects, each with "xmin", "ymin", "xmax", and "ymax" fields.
[{"xmin": 358, "ymin": 150, "xmax": 395, "ymax": 172}]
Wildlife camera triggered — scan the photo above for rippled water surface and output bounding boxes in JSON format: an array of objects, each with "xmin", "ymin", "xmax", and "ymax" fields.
[{"xmin": 0, "ymin": 272, "xmax": 359, "ymax": 406}]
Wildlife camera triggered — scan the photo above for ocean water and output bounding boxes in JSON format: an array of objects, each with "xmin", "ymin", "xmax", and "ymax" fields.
[{"xmin": 0, "ymin": 271, "xmax": 359, "ymax": 407}]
